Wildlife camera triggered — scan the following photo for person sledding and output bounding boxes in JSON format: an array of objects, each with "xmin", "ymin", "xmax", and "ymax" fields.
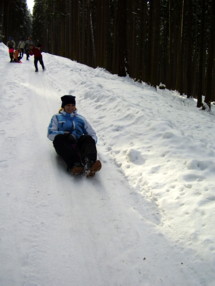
[
  {"xmin": 13, "ymin": 49, "xmax": 22, "ymax": 63},
  {"xmin": 47, "ymin": 95, "xmax": 102, "ymax": 177}
]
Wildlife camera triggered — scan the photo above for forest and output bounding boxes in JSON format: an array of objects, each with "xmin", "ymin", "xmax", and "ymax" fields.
[{"xmin": 1, "ymin": 0, "xmax": 214, "ymax": 108}]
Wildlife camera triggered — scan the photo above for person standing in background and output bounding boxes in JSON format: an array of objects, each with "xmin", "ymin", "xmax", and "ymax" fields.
[
  {"xmin": 29, "ymin": 43, "xmax": 45, "ymax": 72},
  {"xmin": 24, "ymin": 36, "xmax": 34, "ymax": 60},
  {"xmin": 6, "ymin": 37, "xmax": 16, "ymax": 62},
  {"xmin": 17, "ymin": 39, "xmax": 25, "ymax": 58}
]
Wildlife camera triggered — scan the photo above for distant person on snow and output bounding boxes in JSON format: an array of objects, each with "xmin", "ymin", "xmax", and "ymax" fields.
[
  {"xmin": 17, "ymin": 39, "xmax": 25, "ymax": 57},
  {"xmin": 24, "ymin": 36, "xmax": 34, "ymax": 60},
  {"xmin": 29, "ymin": 43, "xmax": 45, "ymax": 72},
  {"xmin": 6, "ymin": 37, "xmax": 16, "ymax": 62},
  {"xmin": 47, "ymin": 95, "xmax": 102, "ymax": 177},
  {"xmin": 13, "ymin": 49, "xmax": 22, "ymax": 62}
]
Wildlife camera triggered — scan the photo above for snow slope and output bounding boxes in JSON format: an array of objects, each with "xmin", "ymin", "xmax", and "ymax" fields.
[{"xmin": 0, "ymin": 43, "xmax": 215, "ymax": 286}]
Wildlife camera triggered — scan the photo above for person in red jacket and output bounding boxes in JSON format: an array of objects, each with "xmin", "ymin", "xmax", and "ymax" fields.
[
  {"xmin": 29, "ymin": 43, "xmax": 45, "ymax": 72},
  {"xmin": 7, "ymin": 37, "xmax": 16, "ymax": 62}
]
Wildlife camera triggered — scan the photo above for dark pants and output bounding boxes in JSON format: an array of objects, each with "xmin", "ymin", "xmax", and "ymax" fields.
[
  {"xmin": 20, "ymin": 48, "xmax": 24, "ymax": 57},
  {"xmin": 8, "ymin": 49, "xmax": 14, "ymax": 62},
  {"xmin": 34, "ymin": 56, "xmax": 45, "ymax": 71},
  {"xmin": 26, "ymin": 49, "xmax": 30, "ymax": 60},
  {"xmin": 53, "ymin": 134, "xmax": 97, "ymax": 169}
]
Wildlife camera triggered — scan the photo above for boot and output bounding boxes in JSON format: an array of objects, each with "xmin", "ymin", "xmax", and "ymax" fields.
[
  {"xmin": 84, "ymin": 159, "xmax": 102, "ymax": 177},
  {"xmin": 71, "ymin": 163, "xmax": 84, "ymax": 176}
]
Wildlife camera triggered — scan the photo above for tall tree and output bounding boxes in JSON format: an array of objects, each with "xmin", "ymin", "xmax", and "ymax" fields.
[
  {"xmin": 1, "ymin": 0, "xmax": 31, "ymax": 44},
  {"xmin": 95, "ymin": 0, "xmax": 109, "ymax": 68},
  {"xmin": 204, "ymin": 0, "xmax": 215, "ymax": 108},
  {"xmin": 196, "ymin": 0, "xmax": 206, "ymax": 108},
  {"xmin": 112, "ymin": 0, "xmax": 127, "ymax": 76},
  {"xmin": 148, "ymin": 0, "xmax": 160, "ymax": 86},
  {"xmin": 32, "ymin": 0, "xmax": 46, "ymax": 44},
  {"xmin": 175, "ymin": 0, "xmax": 184, "ymax": 93}
]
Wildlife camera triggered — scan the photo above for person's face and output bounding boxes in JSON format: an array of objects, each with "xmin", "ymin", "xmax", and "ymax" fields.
[{"xmin": 64, "ymin": 104, "xmax": 76, "ymax": 113}]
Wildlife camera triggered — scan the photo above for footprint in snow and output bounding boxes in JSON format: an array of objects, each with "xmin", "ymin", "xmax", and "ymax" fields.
[{"xmin": 126, "ymin": 149, "xmax": 145, "ymax": 165}]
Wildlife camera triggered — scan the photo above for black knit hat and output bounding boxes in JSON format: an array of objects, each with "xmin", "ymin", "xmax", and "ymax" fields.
[{"xmin": 61, "ymin": 95, "xmax": 76, "ymax": 108}]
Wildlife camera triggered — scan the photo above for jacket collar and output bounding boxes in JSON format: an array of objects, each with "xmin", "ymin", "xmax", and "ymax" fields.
[{"xmin": 60, "ymin": 110, "xmax": 77, "ymax": 117}]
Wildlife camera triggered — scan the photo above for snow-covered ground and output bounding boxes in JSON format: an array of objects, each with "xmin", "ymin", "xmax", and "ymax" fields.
[{"xmin": 0, "ymin": 42, "xmax": 215, "ymax": 286}]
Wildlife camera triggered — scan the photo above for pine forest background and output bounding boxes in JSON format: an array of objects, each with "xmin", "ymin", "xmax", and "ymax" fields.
[{"xmin": 0, "ymin": 0, "xmax": 215, "ymax": 108}]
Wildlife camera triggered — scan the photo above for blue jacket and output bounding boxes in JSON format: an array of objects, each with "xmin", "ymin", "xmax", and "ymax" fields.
[{"xmin": 47, "ymin": 110, "xmax": 97, "ymax": 142}]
